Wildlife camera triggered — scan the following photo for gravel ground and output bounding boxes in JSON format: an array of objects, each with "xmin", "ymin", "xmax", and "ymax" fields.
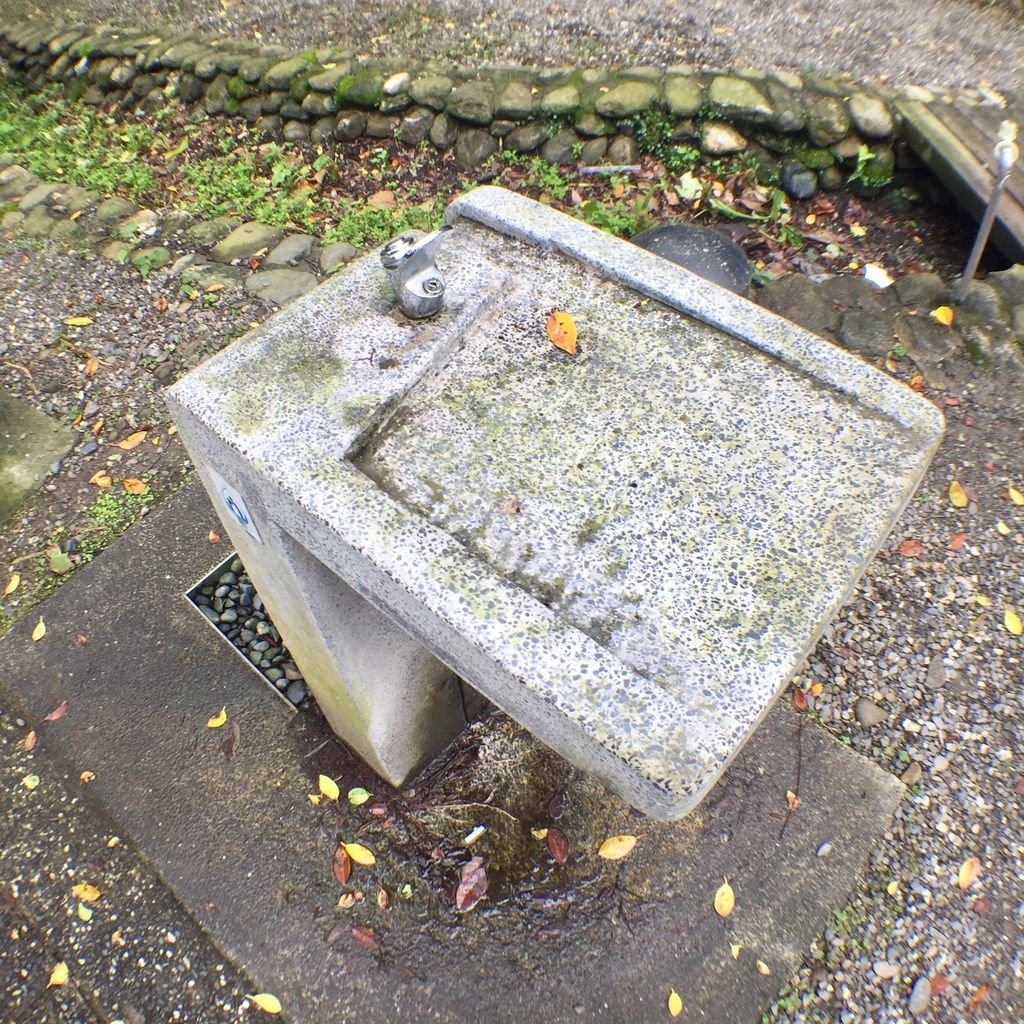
[
  {"xmin": 0, "ymin": 239, "xmax": 267, "ymax": 595},
  {"xmin": 0, "ymin": 705, "xmax": 262, "ymax": 1021},
  {"xmin": 2, "ymin": 0, "xmax": 1023, "ymax": 92}
]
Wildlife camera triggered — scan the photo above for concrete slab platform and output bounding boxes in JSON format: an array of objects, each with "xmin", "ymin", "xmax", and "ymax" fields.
[
  {"xmin": 0, "ymin": 479, "xmax": 905, "ymax": 1024},
  {"xmin": 0, "ymin": 387, "xmax": 73, "ymax": 525}
]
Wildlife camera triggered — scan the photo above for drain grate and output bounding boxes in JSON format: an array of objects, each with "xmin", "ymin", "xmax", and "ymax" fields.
[{"xmin": 185, "ymin": 554, "xmax": 309, "ymax": 709}]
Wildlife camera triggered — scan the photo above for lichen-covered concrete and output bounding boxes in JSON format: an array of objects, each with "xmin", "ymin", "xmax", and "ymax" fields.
[{"xmin": 168, "ymin": 186, "xmax": 943, "ymax": 818}]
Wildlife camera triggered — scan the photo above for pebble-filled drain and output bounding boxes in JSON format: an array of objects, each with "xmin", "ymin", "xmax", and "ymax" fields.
[{"xmin": 187, "ymin": 554, "xmax": 310, "ymax": 708}]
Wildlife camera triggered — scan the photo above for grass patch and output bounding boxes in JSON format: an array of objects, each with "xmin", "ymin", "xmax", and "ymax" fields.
[{"xmin": 0, "ymin": 83, "xmax": 156, "ymax": 196}]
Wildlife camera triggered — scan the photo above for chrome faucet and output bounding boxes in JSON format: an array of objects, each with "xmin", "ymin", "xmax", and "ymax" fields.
[{"xmin": 380, "ymin": 226, "xmax": 452, "ymax": 319}]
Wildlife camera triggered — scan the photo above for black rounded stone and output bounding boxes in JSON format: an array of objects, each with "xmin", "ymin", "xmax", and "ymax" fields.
[{"xmin": 630, "ymin": 224, "xmax": 752, "ymax": 295}]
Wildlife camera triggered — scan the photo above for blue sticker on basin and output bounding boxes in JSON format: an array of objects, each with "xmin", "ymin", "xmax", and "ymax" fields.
[{"xmin": 208, "ymin": 469, "xmax": 261, "ymax": 545}]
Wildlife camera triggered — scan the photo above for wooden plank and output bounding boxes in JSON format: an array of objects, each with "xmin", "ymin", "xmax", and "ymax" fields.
[
  {"xmin": 943, "ymin": 106, "xmax": 1024, "ymax": 207},
  {"xmin": 896, "ymin": 99, "xmax": 1024, "ymax": 264}
]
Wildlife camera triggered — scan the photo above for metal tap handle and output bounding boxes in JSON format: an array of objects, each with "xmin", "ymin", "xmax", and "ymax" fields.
[{"xmin": 381, "ymin": 226, "xmax": 452, "ymax": 320}]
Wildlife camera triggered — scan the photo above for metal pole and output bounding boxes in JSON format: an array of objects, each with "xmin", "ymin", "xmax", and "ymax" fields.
[{"xmin": 951, "ymin": 120, "xmax": 1020, "ymax": 305}]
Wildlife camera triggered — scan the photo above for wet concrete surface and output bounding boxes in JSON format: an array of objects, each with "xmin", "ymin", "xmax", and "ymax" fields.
[
  {"xmin": 0, "ymin": 388, "xmax": 73, "ymax": 526},
  {"xmin": 0, "ymin": 479, "xmax": 904, "ymax": 1023}
]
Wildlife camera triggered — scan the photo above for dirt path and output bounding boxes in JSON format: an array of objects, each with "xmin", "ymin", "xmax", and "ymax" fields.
[{"xmin": 3, "ymin": 0, "xmax": 1023, "ymax": 92}]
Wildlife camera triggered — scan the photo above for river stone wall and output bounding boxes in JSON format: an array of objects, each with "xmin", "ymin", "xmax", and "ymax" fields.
[{"xmin": 0, "ymin": 18, "xmax": 946, "ymax": 196}]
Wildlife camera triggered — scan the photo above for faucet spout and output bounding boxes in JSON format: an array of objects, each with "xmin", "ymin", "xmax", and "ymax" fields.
[{"xmin": 381, "ymin": 226, "xmax": 453, "ymax": 319}]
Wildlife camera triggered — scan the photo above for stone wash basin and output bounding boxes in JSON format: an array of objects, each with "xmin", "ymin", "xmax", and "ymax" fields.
[{"xmin": 168, "ymin": 187, "xmax": 943, "ymax": 819}]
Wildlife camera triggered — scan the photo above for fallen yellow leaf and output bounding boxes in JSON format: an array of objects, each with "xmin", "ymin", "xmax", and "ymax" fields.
[
  {"xmin": 77, "ymin": 903, "xmax": 93, "ymax": 922},
  {"xmin": 1009, "ymin": 486, "xmax": 1024, "ymax": 505},
  {"xmin": 949, "ymin": 480, "xmax": 968, "ymax": 508},
  {"xmin": 71, "ymin": 883, "xmax": 101, "ymax": 902},
  {"xmin": 730, "ymin": 943, "xmax": 743, "ymax": 960},
  {"xmin": 668, "ymin": 988, "xmax": 684, "ymax": 1017},
  {"xmin": 80, "ymin": 771, "xmax": 96, "ymax": 783},
  {"xmin": 4, "ymin": 573, "xmax": 20, "ymax": 596},
  {"xmin": 122, "ymin": 478, "xmax": 147, "ymax": 495},
  {"xmin": 597, "ymin": 834, "xmax": 638, "ymax": 860},
  {"xmin": 250, "ymin": 993, "xmax": 283, "ymax": 1014},
  {"xmin": 89, "ymin": 471, "xmax": 113, "ymax": 489},
  {"xmin": 343, "ymin": 842, "xmax": 376, "ymax": 866},
  {"xmin": 932, "ymin": 305, "xmax": 954, "ymax": 326},
  {"xmin": 22, "ymin": 774, "xmax": 40, "ymax": 790},
  {"xmin": 47, "ymin": 962, "xmax": 69, "ymax": 988},
  {"xmin": 308, "ymin": 794, "xmax": 322, "ymax": 806},
  {"xmin": 347, "ymin": 787, "xmax": 371, "ymax": 806},
  {"xmin": 886, "ymin": 879, "xmax": 900, "ymax": 896},
  {"xmin": 31, "ymin": 618, "xmax": 46, "ymax": 642},
  {"xmin": 545, "ymin": 309, "xmax": 578, "ymax": 356},
  {"xmin": 975, "ymin": 595, "xmax": 993, "ymax": 608},
  {"xmin": 115, "ymin": 430, "xmax": 148, "ymax": 451},
  {"xmin": 64, "ymin": 316, "xmax": 94, "ymax": 327},
  {"xmin": 530, "ymin": 827, "xmax": 549, "ymax": 840},
  {"xmin": 85, "ymin": 355, "xmax": 100, "ymax": 377},
  {"xmin": 996, "ymin": 520, "xmax": 1011, "ymax": 536},
  {"xmin": 207, "ymin": 706, "xmax": 227, "ymax": 728},
  {"xmin": 714, "ymin": 880, "xmax": 735, "ymax": 918},
  {"xmin": 958, "ymin": 856, "xmax": 982, "ymax": 890},
  {"xmin": 318, "ymin": 774, "xmax": 340, "ymax": 801},
  {"xmin": 756, "ymin": 960, "xmax": 771, "ymax": 976},
  {"xmin": 1005, "ymin": 609, "xmax": 1022, "ymax": 636},
  {"xmin": 23, "ymin": 730, "xmax": 36, "ymax": 752}
]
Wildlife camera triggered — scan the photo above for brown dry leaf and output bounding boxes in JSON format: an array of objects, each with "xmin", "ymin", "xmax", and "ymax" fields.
[
  {"xmin": 332, "ymin": 842, "xmax": 352, "ymax": 885},
  {"xmin": 89, "ymin": 471, "xmax": 113, "ymax": 489},
  {"xmin": 155, "ymin": 295, "xmax": 169, "ymax": 312},
  {"xmin": 23, "ymin": 730, "xmax": 36, "ymax": 752},
  {"xmin": 714, "ymin": 879, "xmax": 735, "ymax": 917},
  {"xmin": 85, "ymin": 355, "xmax": 100, "ymax": 378},
  {"xmin": 546, "ymin": 826, "xmax": 569, "ymax": 864},
  {"xmin": 909, "ymin": 374, "xmax": 926, "ymax": 393},
  {"xmin": 205, "ymin": 283, "xmax": 225, "ymax": 294},
  {"xmin": 351, "ymin": 925, "xmax": 380, "ymax": 951},
  {"xmin": 598, "ymin": 834, "xmax": 638, "ymax": 860},
  {"xmin": 122, "ymin": 478, "xmax": 147, "ymax": 495},
  {"xmin": 368, "ymin": 189, "xmax": 397, "ymax": 209},
  {"xmin": 110, "ymin": 930, "xmax": 125, "ymax": 947},
  {"xmin": 47, "ymin": 962, "xmax": 69, "ymax": 988},
  {"xmin": 207, "ymin": 706, "xmax": 227, "ymax": 729},
  {"xmin": 1006, "ymin": 608, "xmax": 1023, "ymax": 635},
  {"xmin": 949, "ymin": 481, "xmax": 969, "ymax": 508},
  {"xmin": 545, "ymin": 310, "xmax": 578, "ymax": 356},
  {"xmin": 968, "ymin": 984, "xmax": 990, "ymax": 1011},
  {"xmin": 208, "ymin": 530, "xmax": 222, "ymax": 544},
  {"xmin": 455, "ymin": 856, "xmax": 488, "ymax": 913},
  {"xmin": 786, "ymin": 790, "xmax": 801, "ymax": 812},
  {"xmin": 3, "ymin": 573, "xmax": 19, "ymax": 596},
  {"xmin": 930, "ymin": 974, "xmax": 951, "ymax": 995},
  {"xmin": 115, "ymin": 430, "xmax": 148, "ymax": 451},
  {"xmin": 376, "ymin": 888, "xmax": 390, "ymax": 910},
  {"xmin": 71, "ymin": 883, "xmax": 101, "ymax": 902},
  {"xmin": 792, "ymin": 688, "xmax": 808, "ymax": 711},
  {"xmin": 337, "ymin": 892, "xmax": 355, "ymax": 909},
  {"xmin": 343, "ymin": 842, "xmax": 376, "ymax": 866},
  {"xmin": 948, "ymin": 533, "xmax": 968, "ymax": 551},
  {"xmin": 958, "ymin": 856, "xmax": 982, "ymax": 890},
  {"xmin": 898, "ymin": 539, "xmax": 925, "ymax": 557}
]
